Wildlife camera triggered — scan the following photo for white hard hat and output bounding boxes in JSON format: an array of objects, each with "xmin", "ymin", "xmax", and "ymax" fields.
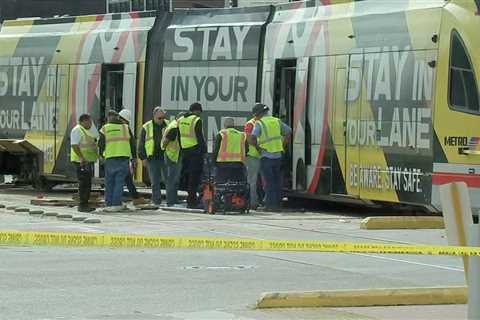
[{"xmin": 118, "ymin": 109, "xmax": 131, "ymax": 123}]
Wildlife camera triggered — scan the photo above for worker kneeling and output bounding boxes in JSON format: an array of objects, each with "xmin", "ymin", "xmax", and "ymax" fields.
[
  {"xmin": 214, "ymin": 117, "xmax": 247, "ymax": 183},
  {"xmin": 207, "ymin": 117, "xmax": 250, "ymax": 214}
]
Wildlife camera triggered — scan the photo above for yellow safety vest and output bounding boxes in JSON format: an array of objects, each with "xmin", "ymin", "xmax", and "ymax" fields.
[
  {"xmin": 161, "ymin": 119, "xmax": 180, "ymax": 163},
  {"xmin": 178, "ymin": 115, "xmax": 200, "ymax": 149},
  {"xmin": 100, "ymin": 123, "xmax": 131, "ymax": 159},
  {"xmin": 143, "ymin": 119, "xmax": 169, "ymax": 158},
  {"xmin": 70, "ymin": 124, "xmax": 98, "ymax": 163},
  {"xmin": 257, "ymin": 116, "xmax": 284, "ymax": 154},
  {"xmin": 245, "ymin": 118, "xmax": 261, "ymax": 158},
  {"xmin": 217, "ymin": 128, "xmax": 246, "ymax": 163}
]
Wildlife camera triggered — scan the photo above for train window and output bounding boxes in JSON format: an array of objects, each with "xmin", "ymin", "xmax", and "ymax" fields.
[
  {"xmin": 449, "ymin": 30, "xmax": 480, "ymax": 113},
  {"xmin": 108, "ymin": 0, "xmax": 131, "ymax": 13},
  {"xmin": 132, "ymin": 0, "xmax": 145, "ymax": 11},
  {"xmin": 147, "ymin": 0, "xmax": 169, "ymax": 10},
  {"xmin": 146, "ymin": 0, "xmax": 157, "ymax": 10}
]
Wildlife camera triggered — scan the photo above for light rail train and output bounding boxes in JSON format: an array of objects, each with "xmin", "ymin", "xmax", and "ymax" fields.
[{"xmin": 0, "ymin": 0, "xmax": 479, "ymax": 213}]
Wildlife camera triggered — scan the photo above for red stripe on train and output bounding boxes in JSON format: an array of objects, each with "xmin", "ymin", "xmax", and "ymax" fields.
[{"xmin": 432, "ymin": 172, "xmax": 480, "ymax": 188}]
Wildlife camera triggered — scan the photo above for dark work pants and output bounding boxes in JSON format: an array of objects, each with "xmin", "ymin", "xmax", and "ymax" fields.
[
  {"xmin": 75, "ymin": 162, "xmax": 93, "ymax": 208},
  {"xmin": 183, "ymin": 153, "xmax": 204, "ymax": 207},
  {"xmin": 260, "ymin": 157, "xmax": 282, "ymax": 210},
  {"xmin": 125, "ymin": 172, "xmax": 139, "ymax": 199}
]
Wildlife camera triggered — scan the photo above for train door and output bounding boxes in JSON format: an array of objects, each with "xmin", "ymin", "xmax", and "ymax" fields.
[
  {"xmin": 98, "ymin": 63, "xmax": 138, "ymax": 176},
  {"xmin": 100, "ymin": 63, "xmax": 137, "ymax": 128},
  {"xmin": 273, "ymin": 59, "xmax": 296, "ymax": 189},
  {"xmin": 98, "ymin": 64, "xmax": 125, "ymax": 178},
  {"xmin": 42, "ymin": 66, "xmax": 59, "ymax": 173},
  {"xmin": 101, "ymin": 64, "xmax": 125, "ymax": 121},
  {"xmin": 345, "ymin": 54, "xmax": 362, "ymax": 197},
  {"xmin": 331, "ymin": 54, "xmax": 362, "ymax": 197},
  {"xmin": 292, "ymin": 57, "xmax": 310, "ymax": 191},
  {"xmin": 37, "ymin": 65, "xmax": 68, "ymax": 176},
  {"xmin": 122, "ymin": 63, "xmax": 138, "ymax": 132},
  {"xmin": 49, "ymin": 65, "xmax": 70, "ymax": 177},
  {"xmin": 332, "ymin": 56, "xmax": 348, "ymax": 194}
]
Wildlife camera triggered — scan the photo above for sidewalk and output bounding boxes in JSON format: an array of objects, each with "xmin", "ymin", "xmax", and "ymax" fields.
[
  {"xmin": 168, "ymin": 305, "xmax": 467, "ymax": 320},
  {"xmin": 335, "ymin": 304, "xmax": 467, "ymax": 320}
]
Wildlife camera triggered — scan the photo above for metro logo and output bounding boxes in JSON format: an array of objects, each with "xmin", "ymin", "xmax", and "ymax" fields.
[
  {"xmin": 443, "ymin": 136, "xmax": 480, "ymax": 147},
  {"xmin": 444, "ymin": 136, "xmax": 468, "ymax": 146}
]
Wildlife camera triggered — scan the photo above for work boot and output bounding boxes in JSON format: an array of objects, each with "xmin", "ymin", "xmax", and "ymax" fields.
[
  {"xmin": 78, "ymin": 206, "xmax": 96, "ymax": 213},
  {"xmin": 102, "ymin": 206, "xmax": 124, "ymax": 213}
]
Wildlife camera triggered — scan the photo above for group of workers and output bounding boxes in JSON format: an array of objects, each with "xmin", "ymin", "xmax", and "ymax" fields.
[{"xmin": 70, "ymin": 102, "xmax": 291, "ymax": 213}]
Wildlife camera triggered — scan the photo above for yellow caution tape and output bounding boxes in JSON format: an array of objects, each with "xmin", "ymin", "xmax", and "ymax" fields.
[{"xmin": 1, "ymin": 230, "xmax": 480, "ymax": 256}]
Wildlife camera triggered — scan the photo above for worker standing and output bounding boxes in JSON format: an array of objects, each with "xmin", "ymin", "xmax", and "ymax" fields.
[
  {"xmin": 138, "ymin": 107, "xmax": 169, "ymax": 206},
  {"xmin": 98, "ymin": 110, "xmax": 136, "ymax": 212},
  {"xmin": 161, "ymin": 112, "xmax": 184, "ymax": 207},
  {"xmin": 213, "ymin": 117, "xmax": 248, "ymax": 184},
  {"xmin": 244, "ymin": 111, "xmax": 262, "ymax": 209},
  {"xmin": 70, "ymin": 113, "xmax": 99, "ymax": 213},
  {"xmin": 178, "ymin": 102, "xmax": 207, "ymax": 209},
  {"xmin": 248, "ymin": 103, "xmax": 292, "ymax": 211},
  {"xmin": 118, "ymin": 109, "xmax": 146, "ymax": 206}
]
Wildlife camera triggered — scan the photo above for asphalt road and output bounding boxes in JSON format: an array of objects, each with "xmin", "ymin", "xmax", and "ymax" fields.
[{"xmin": 0, "ymin": 188, "xmax": 468, "ymax": 320}]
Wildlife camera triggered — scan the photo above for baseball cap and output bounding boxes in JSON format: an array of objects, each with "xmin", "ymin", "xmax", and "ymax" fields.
[
  {"xmin": 189, "ymin": 102, "xmax": 203, "ymax": 112},
  {"xmin": 252, "ymin": 103, "xmax": 269, "ymax": 116}
]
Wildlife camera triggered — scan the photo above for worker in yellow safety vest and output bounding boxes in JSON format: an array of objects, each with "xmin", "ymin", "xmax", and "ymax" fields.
[
  {"xmin": 70, "ymin": 113, "xmax": 99, "ymax": 213},
  {"xmin": 118, "ymin": 109, "xmax": 148, "ymax": 206},
  {"xmin": 138, "ymin": 107, "xmax": 169, "ymax": 205},
  {"xmin": 248, "ymin": 103, "xmax": 292, "ymax": 211},
  {"xmin": 213, "ymin": 117, "xmax": 248, "ymax": 184},
  {"xmin": 98, "ymin": 110, "xmax": 135, "ymax": 212},
  {"xmin": 177, "ymin": 102, "xmax": 207, "ymax": 208},
  {"xmin": 161, "ymin": 112, "xmax": 185, "ymax": 207},
  {"xmin": 244, "ymin": 113, "xmax": 263, "ymax": 210}
]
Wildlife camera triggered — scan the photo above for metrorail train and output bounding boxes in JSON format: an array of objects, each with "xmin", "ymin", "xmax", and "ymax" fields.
[{"xmin": 0, "ymin": 0, "xmax": 479, "ymax": 213}]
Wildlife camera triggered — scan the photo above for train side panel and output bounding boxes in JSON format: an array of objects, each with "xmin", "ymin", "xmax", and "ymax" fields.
[
  {"xmin": 0, "ymin": 12, "xmax": 155, "ymax": 184},
  {"xmin": 153, "ymin": 7, "xmax": 272, "ymax": 150},
  {"xmin": 431, "ymin": 1, "xmax": 480, "ymax": 212},
  {"xmin": 262, "ymin": 0, "xmax": 444, "ymax": 208}
]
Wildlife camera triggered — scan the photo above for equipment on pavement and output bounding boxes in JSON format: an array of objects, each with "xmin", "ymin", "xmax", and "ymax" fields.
[{"xmin": 202, "ymin": 156, "xmax": 250, "ymax": 214}]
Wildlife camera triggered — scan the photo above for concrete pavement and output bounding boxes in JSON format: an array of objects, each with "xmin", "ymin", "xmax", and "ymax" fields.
[{"xmin": 0, "ymin": 188, "xmax": 469, "ymax": 319}]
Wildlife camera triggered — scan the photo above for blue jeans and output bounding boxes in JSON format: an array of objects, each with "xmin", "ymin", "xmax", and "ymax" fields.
[
  {"xmin": 147, "ymin": 158, "xmax": 167, "ymax": 205},
  {"xmin": 260, "ymin": 157, "xmax": 282, "ymax": 209},
  {"xmin": 105, "ymin": 158, "xmax": 129, "ymax": 207},
  {"xmin": 165, "ymin": 156, "xmax": 181, "ymax": 206},
  {"xmin": 245, "ymin": 156, "xmax": 261, "ymax": 207}
]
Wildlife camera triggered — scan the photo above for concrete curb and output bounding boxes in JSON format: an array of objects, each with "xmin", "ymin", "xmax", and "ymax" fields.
[
  {"xmin": 256, "ymin": 286, "xmax": 467, "ymax": 308},
  {"xmin": 360, "ymin": 216, "xmax": 444, "ymax": 230}
]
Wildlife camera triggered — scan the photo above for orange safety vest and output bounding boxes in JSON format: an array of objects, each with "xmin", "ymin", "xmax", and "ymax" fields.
[{"xmin": 216, "ymin": 128, "xmax": 246, "ymax": 163}]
